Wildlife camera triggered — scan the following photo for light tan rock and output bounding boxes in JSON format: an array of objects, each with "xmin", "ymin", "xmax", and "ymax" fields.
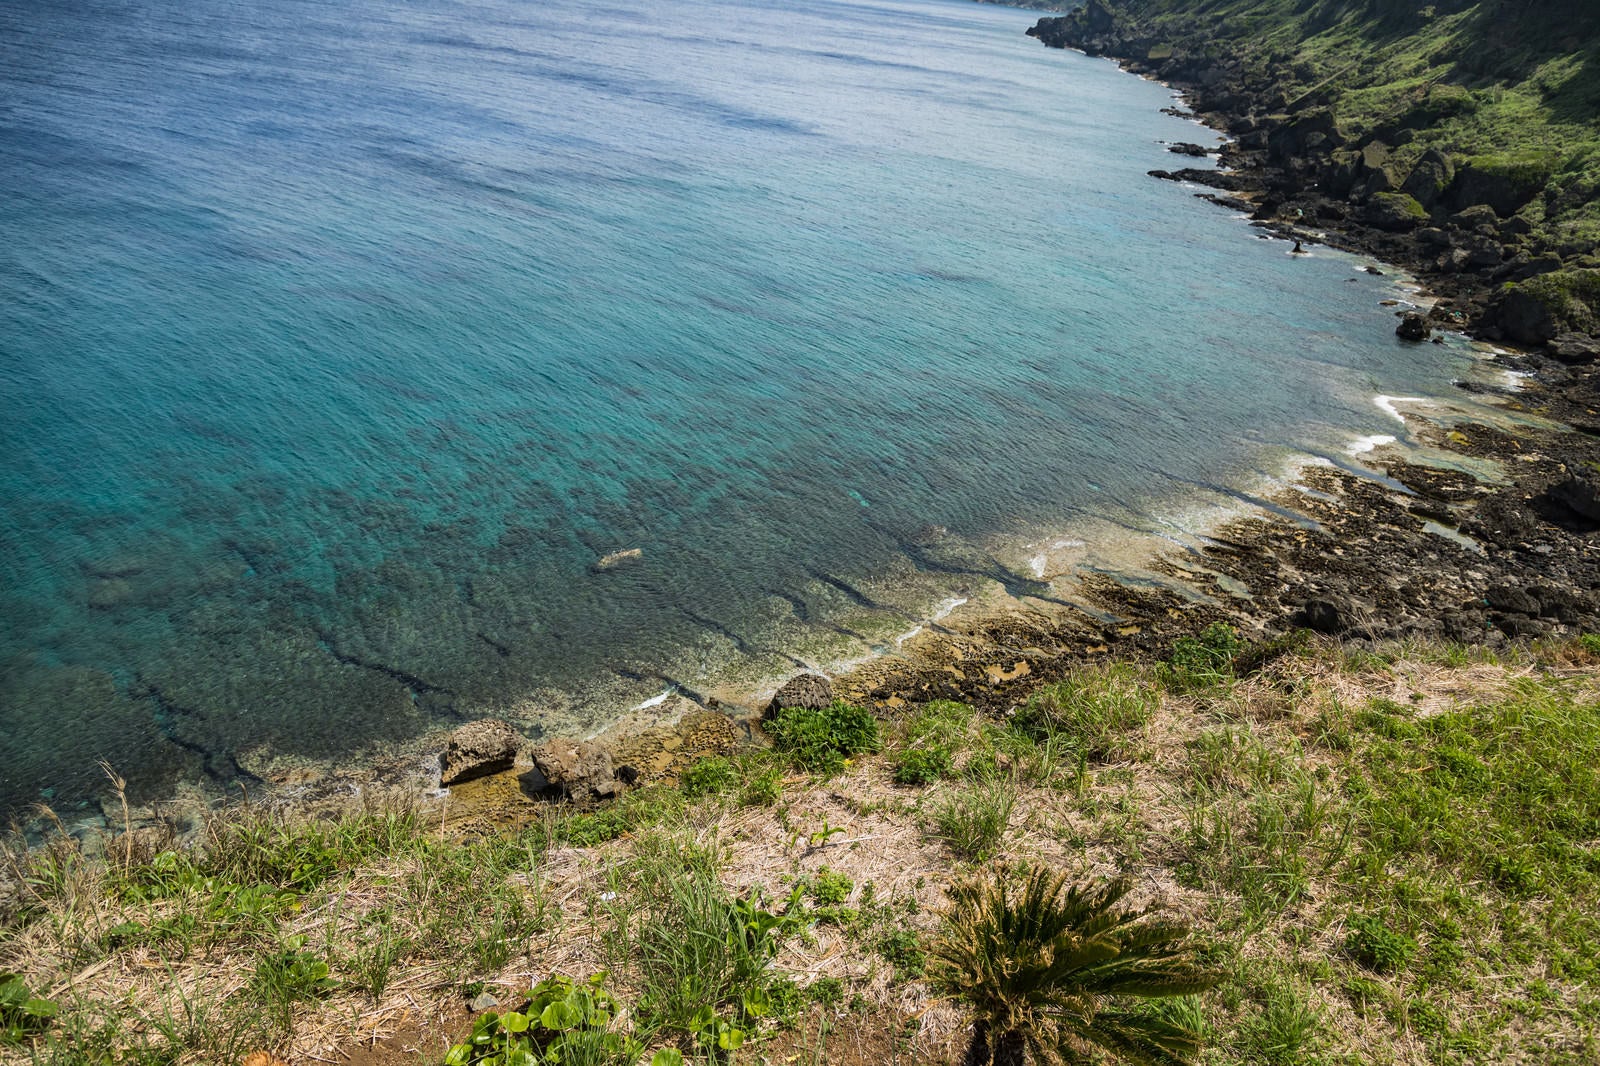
[{"xmin": 440, "ymin": 718, "xmax": 520, "ymax": 786}]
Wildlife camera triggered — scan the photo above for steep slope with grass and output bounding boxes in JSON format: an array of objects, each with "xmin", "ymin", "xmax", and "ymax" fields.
[
  {"xmin": 1028, "ymin": 1, "xmax": 1600, "ymax": 350},
  {"xmin": 3, "ymin": 634, "xmax": 1598, "ymax": 1064}
]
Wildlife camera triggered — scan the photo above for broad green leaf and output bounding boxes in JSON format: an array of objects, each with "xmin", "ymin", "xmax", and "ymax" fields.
[
  {"xmin": 718, "ymin": 1027, "xmax": 745, "ymax": 1051},
  {"xmin": 540, "ymin": 999, "xmax": 582, "ymax": 1030},
  {"xmin": 502, "ymin": 1010, "xmax": 530, "ymax": 1033},
  {"xmin": 23, "ymin": 998, "xmax": 57, "ymax": 1019},
  {"xmin": 650, "ymin": 1051, "xmax": 685, "ymax": 1066}
]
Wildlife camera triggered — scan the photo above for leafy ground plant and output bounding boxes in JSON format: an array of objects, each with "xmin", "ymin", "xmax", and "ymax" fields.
[
  {"xmin": 767, "ymin": 702, "xmax": 881, "ymax": 775},
  {"xmin": 0, "ymin": 972, "xmax": 57, "ymax": 1044},
  {"xmin": 444, "ymin": 974, "xmax": 642, "ymax": 1066}
]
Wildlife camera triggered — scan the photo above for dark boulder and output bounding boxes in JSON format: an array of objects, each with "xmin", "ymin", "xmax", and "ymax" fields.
[
  {"xmin": 1396, "ymin": 312, "xmax": 1430, "ymax": 341},
  {"xmin": 1494, "ymin": 285, "xmax": 1560, "ymax": 345},
  {"xmin": 1400, "ymin": 148, "xmax": 1455, "ymax": 210},
  {"xmin": 1169, "ymin": 142, "xmax": 1211, "ymax": 157},
  {"xmin": 764, "ymin": 672, "xmax": 833, "ymax": 720},
  {"xmin": 1296, "ymin": 597, "xmax": 1355, "ymax": 634},
  {"xmin": 1550, "ymin": 332, "xmax": 1600, "ymax": 364},
  {"xmin": 1484, "ymin": 584, "xmax": 1541, "ymax": 616},
  {"xmin": 1546, "ymin": 474, "xmax": 1600, "ymax": 527},
  {"xmin": 1446, "ymin": 154, "xmax": 1555, "ymax": 218}
]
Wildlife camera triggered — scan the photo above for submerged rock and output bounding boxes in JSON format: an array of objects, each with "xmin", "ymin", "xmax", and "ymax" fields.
[
  {"xmin": 441, "ymin": 719, "xmax": 520, "ymax": 786},
  {"xmin": 593, "ymin": 547, "xmax": 643, "ymax": 572}
]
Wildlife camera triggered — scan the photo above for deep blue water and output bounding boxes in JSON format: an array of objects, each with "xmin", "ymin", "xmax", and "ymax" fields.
[{"xmin": 0, "ymin": 0, "xmax": 1468, "ymax": 814}]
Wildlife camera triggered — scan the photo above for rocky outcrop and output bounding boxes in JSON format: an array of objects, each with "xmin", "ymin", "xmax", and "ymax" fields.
[
  {"xmin": 1396, "ymin": 312, "xmax": 1430, "ymax": 341},
  {"xmin": 441, "ymin": 719, "xmax": 520, "ymax": 786},
  {"xmin": 530, "ymin": 738, "xmax": 620, "ymax": 801}
]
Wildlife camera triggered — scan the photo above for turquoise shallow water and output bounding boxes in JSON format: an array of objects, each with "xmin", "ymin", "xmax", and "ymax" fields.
[{"xmin": 0, "ymin": 0, "xmax": 1467, "ymax": 814}]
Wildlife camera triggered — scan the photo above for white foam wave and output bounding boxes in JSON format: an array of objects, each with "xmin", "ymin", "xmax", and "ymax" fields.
[
  {"xmin": 630, "ymin": 688, "xmax": 673, "ymax": 711},
  {"xmin": 1374, "ymin": 394, "xmax": 1426, "ymax": 423},
  {"xmin": 1346, "ymin": 434, "xmax": 1397, "ymax": 456}
]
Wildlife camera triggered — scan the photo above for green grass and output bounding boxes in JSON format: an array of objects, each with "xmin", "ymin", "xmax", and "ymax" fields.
[
  {"xmin": 1011, "ymin": 663, "xmax": 1159, "ymax": 760},
  {"xmin": 934, "ymin": 778, "xmax": 1017, "ymax": 862}
]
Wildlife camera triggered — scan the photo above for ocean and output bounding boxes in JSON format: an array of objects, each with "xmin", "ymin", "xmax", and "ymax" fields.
[{"xmin": 0, "ymin": 0, "xmax": 1471, "ymax": 817}]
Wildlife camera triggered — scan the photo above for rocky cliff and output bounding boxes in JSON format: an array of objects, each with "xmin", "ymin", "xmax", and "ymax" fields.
[{"xmin": 1026, "ymin": 1, "xmax": 1600, "ymax": 357}]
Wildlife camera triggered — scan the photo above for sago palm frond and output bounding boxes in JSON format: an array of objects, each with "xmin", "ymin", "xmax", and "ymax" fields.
[{"xmin": 930, "ymin": 864, "xmax": 1219, "ymax": 1066}]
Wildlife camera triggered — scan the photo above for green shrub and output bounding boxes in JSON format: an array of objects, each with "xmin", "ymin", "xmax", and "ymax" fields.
[
  {"xmin": 809, "ymin": 867, "xmax": 853, "ymax": 906},
  {"xmin": 806, "ymin": 976, "xmax": 846, "ymax": 1007},
  {"xmin": 1163, "ymin": 622, "xmax": 1244, "ymax": 692},
  {"xmin": 892, "ymin": 746, "xmax": 952, "ymax": 785},
  {"xmin": 681, "ymin": 757, "xmax": 737, "ymax": 799},
  {"xmin": 738, "ymin": 766, "xmax": 783, "ymax": 807},
  {"xmin": 768, "ymin": 702, "xmax": 881, "ymax": 775},
  {"xmin": 875, "ymin": 927, "xmax": 926, "ymax": 979},
  {"xmin": 442, "ymin": 974, "xmax": 641, "ymax": 1066},
  {"xmin": 1343, "ymin": 914, "xmax": 1417, "ymax": 973}
]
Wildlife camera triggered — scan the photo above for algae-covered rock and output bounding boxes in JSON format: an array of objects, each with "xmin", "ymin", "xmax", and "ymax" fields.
[
  {"xmin": 1494, "ymin": 268, "xmax": 1600, "ymax": 344},
  {"xmin": 1447, "ymin": 152, "xmax": 1558, "ymax": 218},
  {"xmin": 1365, "ymin": 191, "xmax": 1428, "ymax": 231}
]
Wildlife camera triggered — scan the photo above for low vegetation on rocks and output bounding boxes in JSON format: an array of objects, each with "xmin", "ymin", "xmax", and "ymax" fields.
[
  {"xmin": 2, "ymin": 632, "xmax": 1598, "ymax": 1065},
  {"xmin": 1029, "ymin": 1, "xmax": 1600, "ymax": 345}
]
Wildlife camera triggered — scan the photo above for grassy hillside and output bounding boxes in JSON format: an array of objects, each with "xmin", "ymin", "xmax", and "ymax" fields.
[
  {"xmin": 1055, "ymin": 1, "xmax": 1600, "ymax": 256},
  {"xmin": 4, "ymin": 633, "xmax": 1598, "ymax": 1064}
]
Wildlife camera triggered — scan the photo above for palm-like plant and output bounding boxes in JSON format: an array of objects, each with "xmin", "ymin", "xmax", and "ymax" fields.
[{"xmin": 930, "ymin": 865, "xmax": 1218, "ymax": 1066}]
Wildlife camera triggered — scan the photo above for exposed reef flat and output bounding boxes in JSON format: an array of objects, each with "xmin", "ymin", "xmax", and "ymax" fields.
[{"xmin": 315, "ymin": 373, "xmax": 1600, "ymax": 838}]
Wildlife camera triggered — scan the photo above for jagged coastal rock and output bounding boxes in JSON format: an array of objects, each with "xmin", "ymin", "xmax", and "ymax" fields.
[
  {"xmin": 440, "ymin": 718, "xmax": 521, "ymax": 786},
  {"xmin": 1396, "ymin": 311, "xmax": 1430, "ymax": 341},
  {"xmin": 530, "ymin": 738, "xmax": 620, "ymax": 801}
]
